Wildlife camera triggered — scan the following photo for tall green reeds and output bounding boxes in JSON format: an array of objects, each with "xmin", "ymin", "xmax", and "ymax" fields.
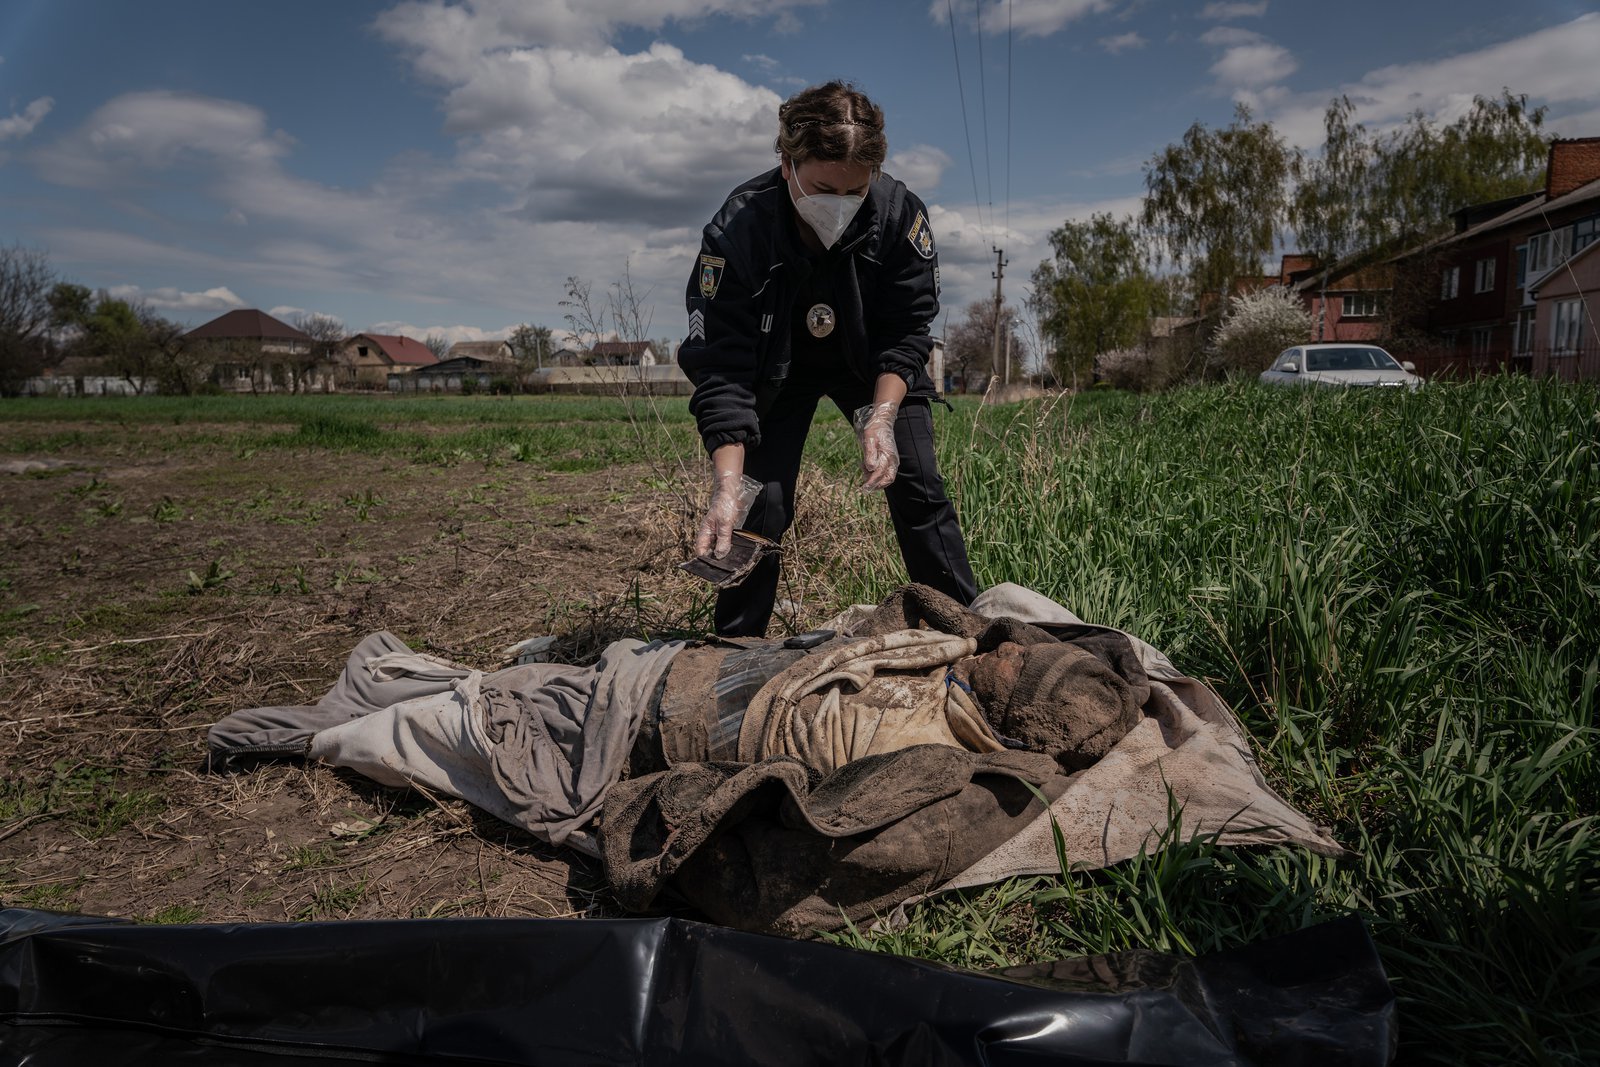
[{"xmin": 828, "ymin": 377, "xmax": 1600, "ymax": 1065}]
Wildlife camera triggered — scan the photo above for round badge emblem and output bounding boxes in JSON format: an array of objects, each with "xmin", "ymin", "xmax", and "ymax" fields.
[{"xmin": 806, "ymin": 303, "xmax": 836, "ymax": 338}]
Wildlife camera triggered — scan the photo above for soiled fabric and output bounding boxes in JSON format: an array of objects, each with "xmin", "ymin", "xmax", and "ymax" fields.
[
  {"xmin": 603, "ymin": 585, "xmax": 1345, "ymax": 934},
  {"xmin": 602, "ymin": 746, "xmax": 1068, "ymax": 938},
  {"xmin": 965, "ymin": 640, "xmax": 1147, "ymax": 771},
  {"xmin": 205, "ymin": 632, "xmax": 472, "ymax": 765},
  {"xmin": 478, "ymin": 639, "xmax": 684, "ymax": 847},
  {"xmin": 734, "ymin": 629, "xmax": 1004, "ymax": 774},
  {"xmin": 211, "ymin": 634, "xmax": 684, "ymax": 855}
]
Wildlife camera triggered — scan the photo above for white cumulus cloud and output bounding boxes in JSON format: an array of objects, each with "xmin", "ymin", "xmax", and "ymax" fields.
[
  {"xmin": 366, "ymin": 321, "xmax": 519, "ymax": 345},
  {"xmin": 1201, "ymin": 27, "xmax": 1297, "ymax": 89},
  {"xmin": 106, "ymin": 284, "xmax": 245, "ymax": 312},
  {"xmin": 1264, "ymin": 12, "xmax": 1600, "ymax": 147},
  {"xmin": 927, "ymin": 0, "xmax": 1112, "ymax": 38},
  {"xmin": 0, "ymin": 97, "xmax": 54, "ymax": 142},
  {"xmin": 32, "ymin": 91, "xmax": 289, "ymax": 187},
  {"xmin": 888, "ymin": 145, "xmax": 952, "ymax": 192},
  {"xmin": 1200, "ymin": 1, "xmax": 1269, "ymax": 19}
]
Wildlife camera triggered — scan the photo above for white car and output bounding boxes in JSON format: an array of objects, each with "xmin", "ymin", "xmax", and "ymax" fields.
[{"xmin": 1260, "ymin": 344, "xmax": 1424, "ymax": 389}]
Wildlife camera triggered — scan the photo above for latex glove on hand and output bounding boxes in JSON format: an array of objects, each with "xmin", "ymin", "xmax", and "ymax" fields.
[
  {"xmin": 854, "ymin": 401, "xmax": 900, "ymax": 491},
  {"xmin": 694, "ymin": 471, "xmax": 762, "ymax": 558}
]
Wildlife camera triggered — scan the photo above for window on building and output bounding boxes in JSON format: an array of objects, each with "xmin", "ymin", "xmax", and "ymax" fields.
[
  {"xmin": 1474, "ymin": 258, "xmax": 1496, "ymax": 293},
  {"xmin": 357, "ymin": 345, "xmax": 369, "ymax": 357},
  {"xmin": 1526, "ymin": 228, "xmax": 1572, "ymax": 278},
  {"xmin": 1574, "ymin": 214, "xmax": 1599, "ymax": 254},
  {"xmin": 1515, "ymin": 309, "xmax": 1536, "ymax": 356},
  {"xmin": 1552, "ymin": 299, "xmax": 1585, "ymax": 354},
  {"xmin": 1441, "ymin": 266, "xmax": 1460, "ymax": 300},
  {"xmin": 1471, "ymin": 327, "xmax": 1494, "ymax": 354},
  {"xmin": 1527, "ymin": 233, "xmax": 1550, "ymax": 276},
  {"xmin": 1516, "ymin": 244, "xmax": 1528, "ymax": 288},
  {"xmin": 1342, "ymin": 292, "xmax": 1380, "ymax": 318}
]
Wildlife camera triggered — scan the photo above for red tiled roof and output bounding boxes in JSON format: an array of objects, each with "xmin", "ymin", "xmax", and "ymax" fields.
[
  {"xmin": 358, "ymin": 333, "xmax": 437, "ymax": 366},
  {"xmin": 184, "ymin": 309, "xmax": 312, "ymax": 342}
]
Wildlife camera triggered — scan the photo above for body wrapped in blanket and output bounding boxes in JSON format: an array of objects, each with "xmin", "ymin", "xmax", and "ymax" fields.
[{"xmin": 208, "ymin": 584, "xmax": 1342, "ymax": 936}]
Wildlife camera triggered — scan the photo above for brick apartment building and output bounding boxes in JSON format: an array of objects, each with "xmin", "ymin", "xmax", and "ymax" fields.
[
  {"xmin": 1403, "ymin": 138, "xmax": 1600, "ymax": 371},
  {"xmin": 1277, "ymin": 253, "xmax": 1392, "ymax": 343}
]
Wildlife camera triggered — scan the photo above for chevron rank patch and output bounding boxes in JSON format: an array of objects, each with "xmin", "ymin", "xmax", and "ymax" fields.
[
  {"xmin": 688, "ymin": 307, "xmax": 706, "ymax": 341},
  {"xmin": 907, "ymin": 211, "xmax": 935, "ymax": 259},
  {"xmin": 698, "ymin": 254, "xmax": 726, "ymax": 299}
]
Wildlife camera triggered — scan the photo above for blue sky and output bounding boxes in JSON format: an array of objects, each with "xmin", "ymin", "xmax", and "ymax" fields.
[{"xmin": 2, "ymin": 0, "xmax": 1597, "ymax": 346}]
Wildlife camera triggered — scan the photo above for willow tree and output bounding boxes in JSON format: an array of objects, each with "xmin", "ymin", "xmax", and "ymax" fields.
[
  {"xmin": 1366, "ymin": 90, "xmax": 1550, "ymax": 247},
  {"xmin": 1141, "ymin": 104, "xmax": 1298, "ymax": 312},
  {"xmin": 1290, "ymin": 95, "xmax": 1371, "ymax": 335},
  {"xmin": 1031, "ymin": 213, "xmax": 1155, "ymax": 389}
]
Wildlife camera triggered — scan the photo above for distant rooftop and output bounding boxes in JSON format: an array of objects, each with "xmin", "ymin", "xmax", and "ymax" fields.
[{"xmin": 184, "ymin": 309, "xmax": 311, "ymax": 342}]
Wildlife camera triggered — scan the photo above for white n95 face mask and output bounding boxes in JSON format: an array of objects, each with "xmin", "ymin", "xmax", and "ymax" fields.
[{"xmin": 789, "ymin": 171, "xmax": 865, "ymax": 249}]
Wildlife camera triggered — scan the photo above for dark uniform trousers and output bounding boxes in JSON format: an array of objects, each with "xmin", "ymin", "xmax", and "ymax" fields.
[{"xmin": 715, "ymin": 374, "xmax": 978, "ymax": 637}]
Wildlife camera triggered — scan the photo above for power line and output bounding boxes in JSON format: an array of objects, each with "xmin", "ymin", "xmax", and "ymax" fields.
[
  {"xmin": 1005, "ymin": 0, "xmax": 1013, "ymax": 240},
  {"xmin": 944, "ymin": 0, "xmax": 989, "ymax": 246},
  {"xmin": 974, "ymin": 0, "xmax": 994, "ymax": 235}
]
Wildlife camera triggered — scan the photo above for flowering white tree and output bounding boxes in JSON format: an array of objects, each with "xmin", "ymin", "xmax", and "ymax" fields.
[{"xmin": 1210, "ymin": 286, "xmax": 1313, "ymax": 375}]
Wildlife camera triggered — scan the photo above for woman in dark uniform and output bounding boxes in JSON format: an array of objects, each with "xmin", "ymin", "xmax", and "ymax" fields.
[{"xmin": 678, "ymin": 81, "xmax": 977, "ymax": 637}]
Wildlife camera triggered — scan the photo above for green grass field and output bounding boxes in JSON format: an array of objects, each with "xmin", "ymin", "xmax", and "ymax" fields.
[{"xmin": 4, "ymin": 379, "xmax": 1595, "ymax": 1063}]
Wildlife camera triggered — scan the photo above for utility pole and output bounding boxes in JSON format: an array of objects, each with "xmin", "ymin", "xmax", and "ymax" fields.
[{"xmin": 990, "ymin": 246, "xmax": 1008, "ymax": 384}]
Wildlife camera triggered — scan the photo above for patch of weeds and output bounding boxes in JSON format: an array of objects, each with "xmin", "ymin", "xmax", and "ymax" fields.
[
  {"xmin": 142, "ymin": 904, "xmax": 205, "ymax": 925},
  {"xmin": 284, "ymin": 415, "xmax": 384, "ymax": 452},
  {"xmin": 2, "ymin": 763, "xmax": 166, "ymax": 841},
  {"xmin": 462, "ymin": 482, "xmax": 504, "ymax": 507},
  {"xmin": 151, "ymin": 496, "xmax": 182, "ymax": 523},
  {"xmin": 92, "ymin": 498, "xmax": 124, "ymax": 519},
  {"xmin": 343, "ymin": 488, "xmax": 385, "ymax": 521},
  {"xmin": 1, "ymin": 602, "xmax": 40, "ymax": 624},
  {"xmin": 282, "ymin": 843, "xmax": 337, "ymax": 872},
  {"xmin": 15, "ymin": 881, "xmax": 80, "ymax": 911},
  {"xmin": 295, "ymin": 878, "xmax": 367, "ymax": 921},
  {"xmin": 67, "ymin": 476, "xmax": 106, "ymax": 498},
  {"xmin": 272, "ymin": 501, "xmax": 328, "ymax": 526},
  {"xmin": 0, "ymin": 780, "xmax": 49, "ymax": 823},
  {"xmin": 186, "ymin": 559, "xmax": 234, "ymax": 594},
  {"xmin": 78, "ymin": 785, "xmax": 165, "ymax": 840},
  {"xmin": 267, "ymin": 564, "xmax": 313, "ymax": 596},
  {"xmin": 331, "ymin": 565, "xmax": 382, "ymax": 592},
  {"xmin": 59, "ymin": 547, "xmax": 84, "ymax": 574},
  {"xmin": 413, "ymin": 896, "xmax": 474, "ymax": 919}
]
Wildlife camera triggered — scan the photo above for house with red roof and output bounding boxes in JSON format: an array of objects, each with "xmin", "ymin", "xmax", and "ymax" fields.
[
  {"xmin": 184, "ymin": 309, "xmax": 319, "ymax": 393},
  {"xmin": 338, "ymin": 333, "xmax": 438, "ymax": 389}
]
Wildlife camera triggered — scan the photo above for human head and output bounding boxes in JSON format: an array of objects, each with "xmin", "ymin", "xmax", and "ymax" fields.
[{"xmin": 774, "ymin": 81, "xmax": 887, "ymax": 174}]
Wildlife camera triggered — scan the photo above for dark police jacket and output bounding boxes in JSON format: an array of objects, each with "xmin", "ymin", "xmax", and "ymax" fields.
[{"xmin": 678, "ymin": 167, "xmax": 941, "ymax": 454}]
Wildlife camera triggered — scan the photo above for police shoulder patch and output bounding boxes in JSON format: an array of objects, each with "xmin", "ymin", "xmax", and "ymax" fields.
[
  {"xmin": 907, "ymin": 211, "xmax": 935, "ymax": 260},
  {"xmin": 698, "ymin": 254, "xmax": 726, "ymax": 299}
]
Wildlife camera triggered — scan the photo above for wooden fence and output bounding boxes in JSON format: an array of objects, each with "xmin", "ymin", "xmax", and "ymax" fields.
[{"xmin": 1403, "ymin": 346, "xmax": 1600, "ymax": 383}]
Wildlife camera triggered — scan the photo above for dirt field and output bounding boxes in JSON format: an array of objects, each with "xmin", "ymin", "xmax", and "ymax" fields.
[{"xmin": 0, "ymin": 422, "xmax": 724, "ymax": 924}]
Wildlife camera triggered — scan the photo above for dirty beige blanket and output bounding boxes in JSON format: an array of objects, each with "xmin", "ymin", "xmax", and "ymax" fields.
[
  {"xmin": 912, "ymin": 584, "xmax": 1344, "ymax": 897},
  {"xmin": 735, "ymin": 629, "xmax": 1005, "ymax": 774}
]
